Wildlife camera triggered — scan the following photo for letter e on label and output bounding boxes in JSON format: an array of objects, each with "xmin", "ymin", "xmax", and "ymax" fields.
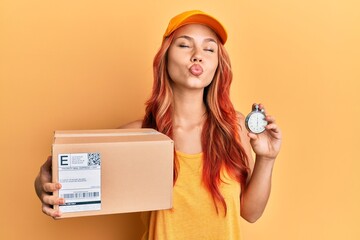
[{"xmin": 59, "ymin": 154, "xmax": 70, "ymax": 167}]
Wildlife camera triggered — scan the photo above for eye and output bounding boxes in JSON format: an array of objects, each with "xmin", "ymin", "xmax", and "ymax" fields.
[
  {"xmin": 204, "ymin": 48, "xmax": 215, "ymax": 53},
  {"xmin": 179, "ymin": 44, "xmax": 190, "ymax": 48}
]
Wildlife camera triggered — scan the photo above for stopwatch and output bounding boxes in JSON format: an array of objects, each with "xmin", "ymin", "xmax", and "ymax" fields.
[{"xmin": 245, "ymin": 104, "xmax": 268, "ymax": 134}]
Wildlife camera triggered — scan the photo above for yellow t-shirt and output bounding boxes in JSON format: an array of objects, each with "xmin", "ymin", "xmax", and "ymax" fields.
[{"xmin": 141, "ymin": 151, "xmax": 242, "ymax": 240}]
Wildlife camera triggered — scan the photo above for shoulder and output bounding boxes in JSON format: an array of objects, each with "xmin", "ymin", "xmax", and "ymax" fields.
[
  {"xmin": 235, "ymin": 110, "xmax": 250, "ymax": 140},
  {"xmin": 235, "ymin": 111, "xmax": 246, "ymax": 125},
  {"xmin": 118, "ymin": 120, "xmax": 143, "ymax": 129}
]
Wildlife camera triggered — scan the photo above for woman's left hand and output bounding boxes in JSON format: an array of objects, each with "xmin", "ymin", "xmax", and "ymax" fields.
[{"xmin": 248, "ymin": 104, "xmax": 282, "ymax": 161}]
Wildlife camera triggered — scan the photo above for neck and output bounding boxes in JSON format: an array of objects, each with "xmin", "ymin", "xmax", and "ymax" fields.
[{"xmin": 172, "ymin": 88, "xmax": 207, "ymax": 127}]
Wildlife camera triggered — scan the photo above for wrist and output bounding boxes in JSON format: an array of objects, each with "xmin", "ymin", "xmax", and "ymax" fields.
[
  {"xmin": 255, "ymin": 155, "xmax": 275, "ymax": 168},
  {"xmin": 255, "ymin": 155, "xmax": 276, "ymax": 164}
]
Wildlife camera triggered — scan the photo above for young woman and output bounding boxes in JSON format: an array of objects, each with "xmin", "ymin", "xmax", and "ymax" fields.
[{"xmin": 35, "ymin": 10, "xmax": 282, "ymax": 240}]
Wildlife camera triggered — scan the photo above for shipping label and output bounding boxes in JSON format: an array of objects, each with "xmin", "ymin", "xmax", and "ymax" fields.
[{"xmin": 57, "ymin": 153, "xmax": 101, "ymax": 213}]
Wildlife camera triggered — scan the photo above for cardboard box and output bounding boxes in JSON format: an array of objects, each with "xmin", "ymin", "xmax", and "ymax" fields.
[{"xmin": 52, "ymin": 128, "xmax": 174, "ymax": 218}]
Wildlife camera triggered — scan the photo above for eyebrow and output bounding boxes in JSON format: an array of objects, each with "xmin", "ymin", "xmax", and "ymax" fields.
[{"xmin": 176, "ymin": 35, "xmax": 218, "ymax": 44}]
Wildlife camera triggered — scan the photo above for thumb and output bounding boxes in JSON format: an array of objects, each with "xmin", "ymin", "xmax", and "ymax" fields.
[{"xmin": 247, "ymin": 132, "xmax": 258, "ymax": 141}]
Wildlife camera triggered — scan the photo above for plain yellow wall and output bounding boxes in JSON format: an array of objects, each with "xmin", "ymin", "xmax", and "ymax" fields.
[{"xmin": 1, "ymin": 0, "xmax": 359, "ymax": 239}]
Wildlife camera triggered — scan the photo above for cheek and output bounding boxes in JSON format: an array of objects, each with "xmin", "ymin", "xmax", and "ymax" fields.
[
  {"xmin": 207, "ymin": 58, "xmax": 219, "ymax": 76},
  {"xmin": 167, "ymin": 50, "xmax": 187, "ymax": 79},
  {"xmin": 167, "ymin": 58, "xmax": 180, "ymax": 80}
]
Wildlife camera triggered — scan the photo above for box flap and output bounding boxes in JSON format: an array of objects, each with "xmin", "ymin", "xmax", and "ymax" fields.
[{"xmin": 53, "ymin": 129, "xmax": 172, "ymax": 144}]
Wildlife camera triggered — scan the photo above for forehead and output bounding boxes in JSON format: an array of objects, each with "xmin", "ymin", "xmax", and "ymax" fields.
[{"xmin": 173, "ymin": 24, "xmax": 219, "ymax": 41}]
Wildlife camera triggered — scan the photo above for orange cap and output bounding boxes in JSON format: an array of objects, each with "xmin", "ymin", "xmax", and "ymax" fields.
[{"xmin": 163, "ymin": 10, "xmax": 227, "ymax": 44}]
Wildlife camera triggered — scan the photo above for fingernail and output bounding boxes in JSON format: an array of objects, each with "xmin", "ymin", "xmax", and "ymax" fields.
[{"xmin": 54, "ymin": 211, "xmax": 61, "ymax": 218}]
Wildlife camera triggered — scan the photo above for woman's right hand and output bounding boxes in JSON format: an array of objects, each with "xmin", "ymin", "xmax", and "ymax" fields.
[{"xmin": 34, "ymin": 156, "xmax": 64, "ymax": 218}]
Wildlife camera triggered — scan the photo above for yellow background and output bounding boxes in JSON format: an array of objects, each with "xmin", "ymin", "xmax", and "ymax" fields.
[{"xmin": 1, "ymin": 0, "xmax": 359, "ymax": 239}]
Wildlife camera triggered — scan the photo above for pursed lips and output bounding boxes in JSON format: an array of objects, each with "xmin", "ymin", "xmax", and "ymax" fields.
[{"xmin": 189, "ymin": 64, "xmax": 203, "ymax": 76}]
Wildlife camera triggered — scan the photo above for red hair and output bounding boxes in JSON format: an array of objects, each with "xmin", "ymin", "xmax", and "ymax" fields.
[{"xmin": 142, "ymin": 33, "xmax": 250, "ymax": 215}]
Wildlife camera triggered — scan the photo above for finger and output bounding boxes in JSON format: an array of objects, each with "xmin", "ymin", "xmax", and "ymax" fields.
[
  {"xmin": 252, "ymin": 103, "xmax": 267, "ymax": 114},
  {"xmin": 42, "ymin": 182, "xmax": 62, "ymax": 193},
  {"xmin": 42, "ymin": 203, "xmax": 62, "ymax": 218},
  {"xmin": 42, "ymin": 194, "xmax": 65, "ymax": 205},
  {"xmin": 265, "ymin": 115, "xmax": 276, "ymax": 124},
  {"xmin": 251, "ymin": 102, "xmax": 265, "ymax": 110},
  {"xmin": 266, "ymin": 123, "xmax": 281, "ymax": 134},
  {"xmin": 251, "ymin": 103, "xmax": 257, "ymax": 111},
  {"xmin": 247, "ymin": 132, "xmax": 258, "ymax": 140}
]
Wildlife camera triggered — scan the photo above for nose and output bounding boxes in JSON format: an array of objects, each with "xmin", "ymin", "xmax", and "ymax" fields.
[
  {"xmin": 191, "ymin": 56, "xmax": 202, "ymax": 63},
  {"xmin": 191, "ymin": 48, "xmax": 203, "ymax": 63}
]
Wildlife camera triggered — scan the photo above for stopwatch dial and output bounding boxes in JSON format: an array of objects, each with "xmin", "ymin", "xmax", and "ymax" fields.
[{"xmin": 247, "ymin": 112, "xmax": 267, "ymax": 134}]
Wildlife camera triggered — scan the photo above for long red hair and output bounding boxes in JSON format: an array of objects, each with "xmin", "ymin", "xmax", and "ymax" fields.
[{"xmin": 142, "ymin": 32, "xmax": 250, "ymax": 215}]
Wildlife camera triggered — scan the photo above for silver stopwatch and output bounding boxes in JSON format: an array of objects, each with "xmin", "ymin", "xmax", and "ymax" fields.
[{"xmin": 245, "ymin": 104, "xmax": 268, "ymax": 134}]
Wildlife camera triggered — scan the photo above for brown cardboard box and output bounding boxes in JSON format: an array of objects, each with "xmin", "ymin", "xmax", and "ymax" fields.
[{"xmin": 52, "ymin": 128, "xmax": 174, "ymax": 218}]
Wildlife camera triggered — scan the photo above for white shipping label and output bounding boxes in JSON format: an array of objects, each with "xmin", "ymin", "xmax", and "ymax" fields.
[{"xmin": 58, "ymin": 153, "xmax": 101, "ymax": 213}]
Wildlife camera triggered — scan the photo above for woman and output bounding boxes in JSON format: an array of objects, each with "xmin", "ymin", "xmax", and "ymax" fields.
[{"xmin": 35, "ymin": 10, "xmax": 282, "ymax": 240}]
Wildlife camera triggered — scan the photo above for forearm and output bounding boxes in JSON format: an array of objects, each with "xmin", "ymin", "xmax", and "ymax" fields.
[{"xmin": 240, "ymin": 156, "xmax": 275, "ymax": 223}]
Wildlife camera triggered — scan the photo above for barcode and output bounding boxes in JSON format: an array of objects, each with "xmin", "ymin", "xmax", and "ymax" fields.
[{"xmin": 61, "ymin": 192, "xmax": 100, "ymax": 199}]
